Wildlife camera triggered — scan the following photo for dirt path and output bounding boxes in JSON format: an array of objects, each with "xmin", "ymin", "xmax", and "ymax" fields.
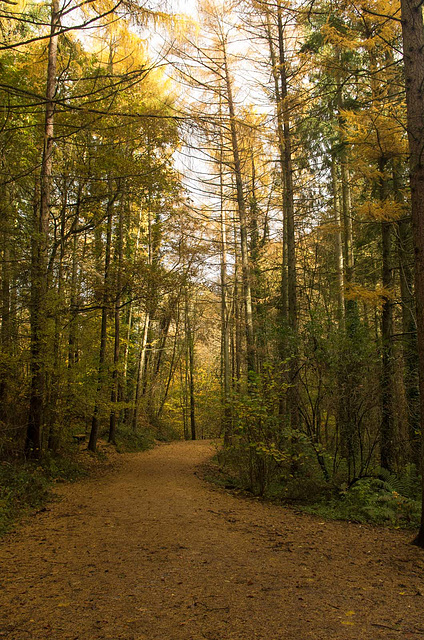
[{"xmin": 1, "ymin": 441, "xmax": 424, "ymax": 640}]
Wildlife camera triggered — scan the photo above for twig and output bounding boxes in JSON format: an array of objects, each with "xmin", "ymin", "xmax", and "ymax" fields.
[
  {"xmin": 371, "ymin": 623, "xmax": 402, "ymax": 632},
  {"xmin": 371, "ymin": 623, "xmax": 424, "ymax": 635}
]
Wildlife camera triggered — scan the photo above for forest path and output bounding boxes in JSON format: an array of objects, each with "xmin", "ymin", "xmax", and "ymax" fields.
[{"xmin": 1, "ymin": 440, "xmax": 424, "ymax": 640}]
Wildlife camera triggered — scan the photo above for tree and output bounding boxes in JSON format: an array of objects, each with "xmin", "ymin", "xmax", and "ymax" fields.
[{"xmin": 399, "ymin": 0, "xmax": 424, "ymax": 547}]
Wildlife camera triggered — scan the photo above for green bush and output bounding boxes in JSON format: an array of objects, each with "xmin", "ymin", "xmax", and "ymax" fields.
[
  {"xmin": 114, "ymin": 426, "xmax": 156, "ymax": 452},
  {"xmin": 0, "ymin": 450, "xmax": 91, "ymax": 536},
  {"xmin": 216, "ymin": 442, "xmax": 421, "ymax": 529},
  {"xmin": 302, "ymin": 475, "xmax": 421, "ymax": 528},
  {"xmin": 0, "ymin": 462, "xmax": 50, "ymax": 536}
]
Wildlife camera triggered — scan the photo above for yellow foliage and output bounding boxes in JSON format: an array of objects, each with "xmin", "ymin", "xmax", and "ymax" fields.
[
  {"xmin": 341, "ymin": 108, "xmax": 407, "ymax": 160},
  {"xmin": 317, "ymin": 221, "xmax": 343, "ymax": 236},
  {"xmin": 345, "ymin": 283, "xmax": 394, "ymax": 308},
  {"xmin": 356, "ymin": 198, "xmax": 405, "ymax": 222},
  {"xmin": 319, "ymin": 0, "xmax": 400, "ymax": 53},
  {"xmin": 321, "ymin": 22, "xmax": 359, "ymax": 49}
]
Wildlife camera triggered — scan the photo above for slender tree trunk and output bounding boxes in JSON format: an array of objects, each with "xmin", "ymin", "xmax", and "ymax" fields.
[
  {"xmin": 68, "ymin": 232, "xmax": 79, "ymax": 368},
  {"xmin": 122, "ymin": 209, "xmax": 143, "ymax": 421},
  {"xmin": 26, "ymin": 0, "xmax": 60, "ymax": 457},
  {"xmin": 185, "ymin": 288, "xmax": 196, "ymax": 440},
  {"xmin": 399, "ymin": 0, "xmax": 424, "ymax": 546},
  {"xmin": 335, "ymin": 65, "xmax": 357, "ymax": 332},
  {"xmin": 393, "ymin": 163, "xmax": 419, "ymax": 462},
  {"xmin": 132, "ymin": 312, "xmax": 150, "ymax": 432},
  {"xmin": 331, "ymin": 155, "xmax": 345, "ymax": 329},
  {"xmin": 233, "ymin": 225, "xmax": 242, "ymax": 389},
  {"xmin": 276, "ymin": 5, "xmax": 299, "ymax": 431},
  {"xmin": 157, "ymin": 305, "xmax": 181, "ymax": 419},
  {"xmin": 276, "ymin": 4, "xmax": 297, "ymax": 340},
  {"xmin": 109, "ymin": 202, "xmax": 124, "ymax": 444},
  {"xmin": 48, "ymin": 184, "xmax": 67, "ymax": 451},
  {"xmin": 379, "ymin": 158, "xmax": 394, "ymax": 470},
  {"xmin": 265, "ymin": 10, "xmax": 288, "ymax": 325},
  {"xmin": 88, "ymin": 194, "xmax": 115, "ymax": 452},
  {"xmin": 0, "ymin": 184, "xmax": 11, "ymax": 425},
  {"xmin": 218, "ymin": 123, "xmax": 232, "ymax": 443},
  {"xmin": 222, "ymin": 41, "xmax": 256, "ymax": 376}
]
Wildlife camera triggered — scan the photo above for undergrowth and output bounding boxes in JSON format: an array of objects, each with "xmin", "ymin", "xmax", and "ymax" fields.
[
  {"xmin": 114, "ymin": 426, "xmax": 156, "ymax": 452},
  {"xmin": 0, "ymin": 422, "xmax": 171, "ymax": 536},
  {"xmin": 0, "ymin": 451, "xmax": 88, "ymax": 537},
  {"xmin": 302, "ymin": 474, "xmax": 421, "ymax": 528},
  {"xmin": 215, "ymin": 446, "xmax": 422, "ymax": 530}
]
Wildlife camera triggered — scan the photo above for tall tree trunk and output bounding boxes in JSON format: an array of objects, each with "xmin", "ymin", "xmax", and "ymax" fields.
[
  {"xmin": 157, "ymin": 305, "xmax": 181, "ymax": 419},
  {"xmin": 331, "ymin": 155, "xmax": 345, "ymax": 329},
  {"xmin": 48, "ymin": 183, "xmax": 67, "ymax": 451},
  {"xmin": 26, "ymin": 0, "xmax": 60, "ymax": 457},
  {"xmin": 185, "ymin": 288, "xmax": 196, "ymax": 441},
  {"xmin": 122, "ymin": 209, "xmax": 143, "ymax": 422},
  {"xmin": 68, "ymin": 231, "xmax": 79, "ymax": 368},
  {"xmin": 397, "ymin": 215, "xmax": 419, "ymax": 459},
  {"xmin": 393, "ymin": 161, "xmax": 419, "ymax": 462},
  {"xmin": 222, "ymin": 40, "xmax": 256, "ymax": 377},
  {"xmin": 233, "ymin": 227, "xmax": 242, "ymax": 388},
  {"xmin": 265, "ymin": 9, "xmax": 288, "ymax": 324},
  {"xmin": 0, "ymin": 184, "xmax": 11, "ymax": 426},
  {"xmin": 132, "ymin": 312, "xmax": 150, "ymax": 432},
  {"xmin": 109, "ymin": 202, "xmax": 124, "ymax": 444},
  {"xmin": 379, "ymin": 158, "xmax": 394, "ymax": 470},
  {"xmin": 219, "ymin": 125, "xmax": 232, "ymax": 443},
  {"xmin": 88, "ymin": 194, "xmax": 115, "ymax": 452},
  {"xmin": 336, "ymin": 64, "xmax": 357, "ymax": 332},
  {"xmin": 399, "ymin": 0, "xmax": 424, "ymax": 546},
  {"xmin": 276, "ymin": 4, "xmax": 299, "ymax": 430}
]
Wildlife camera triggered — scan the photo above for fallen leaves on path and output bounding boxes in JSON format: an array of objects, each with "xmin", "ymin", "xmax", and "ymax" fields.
[{"xmin": 0, "ymin": 440, "xmax": 423, "ymax": 640}]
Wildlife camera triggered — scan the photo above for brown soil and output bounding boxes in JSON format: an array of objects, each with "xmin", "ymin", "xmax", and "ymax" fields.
[{"xmin": 1, "ymin": 440, "xmax": 424, "ymax": 640}]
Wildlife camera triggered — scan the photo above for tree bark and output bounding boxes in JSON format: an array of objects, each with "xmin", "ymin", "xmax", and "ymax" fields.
[
  {"xmin": 399, "ymin": 0, "xmax": 424, "ymax": 546},
  {"xmin": 379, "ymin": 159, "xmax": 394, "ymax": 470},
  {"xmin": 109, "ymin": 202, "xmax": 124, "ymax": 444},
  {"xmin": 331, "ymin": 155, "xmax": 345, "ymax": 330},
  {"xmin": 26, "ymin": 0, "xmax": 60, "ymax": 457},
  {"xmin": 222, "ymin": 40, "xmax": 256, "ymax": 377},
  {"xmin": 132, "ymin": 312, "xmax": 150, "ymax": 432},
  {"xmin": 219, "ymin": 122, "xmax": 232, "ymax": 443},
  {"xmin": 88, "ymin": 193, "xmax": 115, "ymax": 452}
]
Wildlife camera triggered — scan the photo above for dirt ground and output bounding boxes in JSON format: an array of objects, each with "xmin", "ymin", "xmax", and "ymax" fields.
[{"xmin": 1, "ymin": 440, "xmax": 424, "ymax": 640}]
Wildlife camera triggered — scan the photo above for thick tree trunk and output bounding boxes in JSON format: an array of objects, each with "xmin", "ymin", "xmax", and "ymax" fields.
[
  {"xmin": 399, "ymin": 0, "xmax": 424, "ymax": 546},
  {"xmin": 397, "ymin": 215, "xmax": 419, "ymax": 459}
]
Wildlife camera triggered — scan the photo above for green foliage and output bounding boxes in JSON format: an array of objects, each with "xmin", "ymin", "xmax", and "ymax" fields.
[
  {"xmin": 0, "ymin": 452, "xmax": 90, "ymax": 536},
  {"xmin": 38, "ymin": 452, "xmax": 88, "ymax": 483},
  {"xmin": 114, "ymin": 426, "xmax": 156, "ymax": 452},
  {"xmin": 303, "ymin": 474, "xmax": 421, "ymax": 528},
  {"xmin": 0, "ymin": 462, "xmax": 50, "ymax": 536},
  {"xmin": 217, "ymin": 441, "xmax": 421, "ymax": 529}
]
